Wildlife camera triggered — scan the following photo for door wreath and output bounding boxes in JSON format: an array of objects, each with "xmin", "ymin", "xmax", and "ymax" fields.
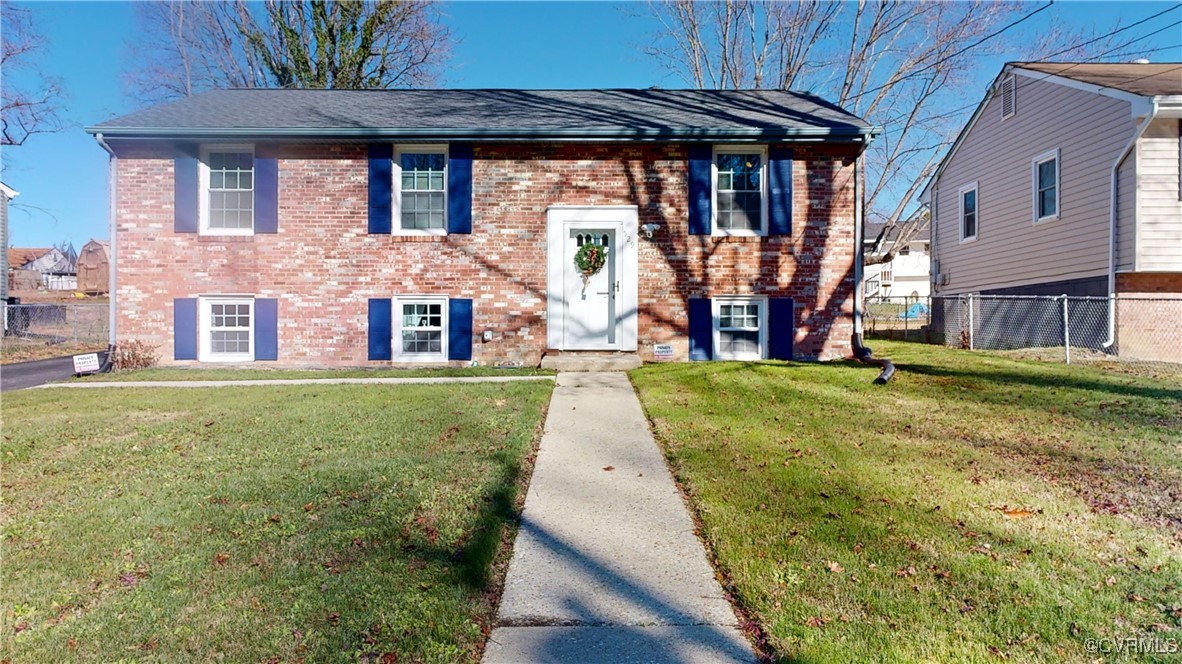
[{"xmin": 574, "ymin": 242, "xmax": 607, "ymax": 296}]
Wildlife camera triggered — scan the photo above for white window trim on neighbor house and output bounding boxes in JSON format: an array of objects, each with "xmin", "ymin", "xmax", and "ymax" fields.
[
  {"xmin": 199, "ymin": 144, "xmax": 255, "ymax": 236},
  {"xmin": 1032, "ymin": 148, "xmax": 1061, "ymax": 224},
  {"xmin": 712, "ymin": 295, "xmax": 768, "ymax": 361},
  {"xmin": 712, "ymin": 144, "xmax": 769, "ymax": 237},
  {"xmin": 198, "ymin": 295, "xmax": 254, "ymax": 362},
  {"xmin": 1000, "ymin": 75, "xmax": 1017, "ymax": 120},
  {"xmin": 393, "ymin": 144, "xmax": 449, "ymax": 237},
  {"xmin": 393, "ymin": 295, "xmax": 449, "ymax": 362},
  {"xmin": 958, "ymin": 181, "xmax": 978, "ymax": 243}
]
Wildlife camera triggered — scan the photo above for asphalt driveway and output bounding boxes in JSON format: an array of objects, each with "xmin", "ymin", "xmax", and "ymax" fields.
[{"xmin": 1, "ymin": 352, "xmax": 108, "ymax": 392}]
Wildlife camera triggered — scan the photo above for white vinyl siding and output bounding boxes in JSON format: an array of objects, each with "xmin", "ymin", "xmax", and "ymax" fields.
[
  {"xmin": 1136, "ymin": 118, "xmax": 1182, "ymax": 271},
  {"xmin": 930, "ymin": 73, "xmax": 1134, "ymax": 294}
]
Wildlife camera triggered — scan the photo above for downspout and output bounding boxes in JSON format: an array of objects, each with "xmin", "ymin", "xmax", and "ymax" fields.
[
  {"xmin": 1103, "ymin": 100, "xmax": 1157, "ymax": 349},
  {"xmin": 851, "ymin": 150, "xmax": 895, "ymax": 384},
  {"xmin": 94, "ymin": 133, "xmax": 117, "ymax": 372}
]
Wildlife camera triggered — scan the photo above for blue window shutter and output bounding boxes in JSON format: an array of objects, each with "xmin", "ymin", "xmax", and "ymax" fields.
[
  {"xmin": 174, "ymin": 148, "xmax": 199, "ymax": 234},
  {"xmin": 687, "ymin": 145, "xmax": 713, "ymax": 235},
  {"xmin": 768, "ymin": 146, "xmax": 793, "ymax": 236},
  {"xmin": 368, "ymin": 145, "xmax": 392, "ymax": 234},
  {"xmin": 254, "ymin": 155, "xmax": 279, "ymax": 233},
  {"xmin": 448, "ymin": 298, "xmax": 473, "ymax": 361},
  {"xmin": 255, "ymin": 298, "xmax": 278, "ymax": 360},
  {"xmin": 448, "ymin": 144, "xmax": 473, "ymax": 234},
  {"xmin": 767, "ymin": 298, "xmax": 795, "ymax": 360},
  {"xmin": 688, "ymin": 297, "xmax": 713, "ymax": 361},
  {"xmin": 368, "ymin": 298, "xmax": 392, "ymax": 361},
  {"xmin": 174, "ymin": 298, "xmax": 198, "ymax": 360}
]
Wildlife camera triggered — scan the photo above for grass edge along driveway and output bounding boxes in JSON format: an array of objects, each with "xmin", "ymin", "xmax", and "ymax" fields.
[
  {"xmin": 632, "ymin": 340, "xmax": 1182, "ymax": 663},
  {"xmin": 2, "ymin": 380, "xmax": 552, "ymax": 662}
]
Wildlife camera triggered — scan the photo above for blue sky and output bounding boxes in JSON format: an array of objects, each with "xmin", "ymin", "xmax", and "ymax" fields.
[{"xmin": 2, "ymin": 0, "xmax": 1180, "ymax": 250}]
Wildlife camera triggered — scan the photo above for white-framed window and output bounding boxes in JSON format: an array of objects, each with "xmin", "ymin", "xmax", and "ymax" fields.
[
  {"xmin": 200, "ymin": 145, "xmax": 254, "ymax": 235},
  {"xmin": 1032, "ymin": 149, "xmax": 1060, "ymax": 223},
  {"xmin": 958, "ymin": 181, "xmax": 978, "ymax": 242},
  {"xmin": 394, "ymin": 145, "xmax": 448, "ymax": 235},
  {"xmin": 713, "ymin": 145, "xmax": 768, "ymax": 236},
  {"xmin": 712, "ymin": 296, "xmax": 767, "ymax": 361},
  {"xmin": 394, "ymin": 295, "xmax": 448, "ymax": 361},
  {"xmin": 199, "ymin": 296, "xmax": 253, "ymax": 362},
  {"xmin": 1000, "ymin": 75, "xmax": 1017, "ymax": 119},
  {"xmin": 881, "ymin": 264, "xmax": 893, "ymax": 283}
]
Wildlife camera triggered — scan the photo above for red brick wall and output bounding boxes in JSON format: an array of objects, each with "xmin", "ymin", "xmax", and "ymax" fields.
[
  {"xmin": 113, "ymin": 142, "xmax": 859, "ymax": 366},
  {"xmin": 1116, "ymin": 272, "xmax": 1182, "ymax": 294}
]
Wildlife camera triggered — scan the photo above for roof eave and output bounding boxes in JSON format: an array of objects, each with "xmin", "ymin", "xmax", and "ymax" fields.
[{"xmin": 86, "ymin": 125, "xmax": 879, "ymax": 144}]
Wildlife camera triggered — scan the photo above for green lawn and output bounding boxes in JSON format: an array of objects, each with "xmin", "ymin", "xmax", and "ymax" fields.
[
  {"xmin": 72, "ymin": 366, "xmax": 554, "ymax": 382},
  {"xmin": 632, "ymin": 341, "xmax": 1182, "ymax": 663},
  {"xmin": 2, "ymin": 381, "xmax": 552, "ymax": 662}
]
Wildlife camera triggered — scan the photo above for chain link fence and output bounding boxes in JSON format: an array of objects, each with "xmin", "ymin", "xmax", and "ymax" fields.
[
  {"xmin": 866, "ymin": 294, "xmax": 1182, "ymax": 377},
  {"xmin": 1, "ymin": 303, "xmax": 110, "ymax": 361}
]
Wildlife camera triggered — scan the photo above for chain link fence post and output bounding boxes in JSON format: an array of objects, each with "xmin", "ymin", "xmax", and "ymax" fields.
[{"xmin": 1061, "ymin": 294, "xmax": 1070, "ymax": 365}]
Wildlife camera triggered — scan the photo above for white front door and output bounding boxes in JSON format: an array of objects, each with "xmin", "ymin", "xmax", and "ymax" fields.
[
  {"xmin": 546, "ymin": 206, "xmax": 639, "ymax": 352},
  {"xmin": 563, "ymin": 228, "xmax": 618, "ymax": 349}
]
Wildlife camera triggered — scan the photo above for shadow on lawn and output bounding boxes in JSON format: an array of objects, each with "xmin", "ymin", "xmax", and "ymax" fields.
[{"xmin": 894, "ymin": 361, "xmax": 1182, "ymax": 403}]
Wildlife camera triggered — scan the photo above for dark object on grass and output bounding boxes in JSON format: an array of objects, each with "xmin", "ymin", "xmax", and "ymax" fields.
[{"xmin": 853, "ymin": 333, "xmax": 895, "ymax": 384}]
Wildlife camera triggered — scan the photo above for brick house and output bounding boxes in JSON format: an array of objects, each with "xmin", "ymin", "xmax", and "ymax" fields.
[{"xmin": 86, "ymin": 89, "xmax": 877, "ymax": 367}]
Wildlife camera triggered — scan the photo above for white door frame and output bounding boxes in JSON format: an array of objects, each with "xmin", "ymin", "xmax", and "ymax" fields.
[{"xmin": 546, "ymin": 205, "xmax": 639, "ymax": 351}]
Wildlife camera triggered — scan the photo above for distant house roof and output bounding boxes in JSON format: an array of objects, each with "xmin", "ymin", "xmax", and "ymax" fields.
[
  {"xmin": 86, "ymin": 88, "xmax": 878, "ymax": 144},
  {"xmin": 864, "ymin": 216, "xmax": 931, "ymax": 247},
  {"xmin": 1012, "ymin": 62, "xmax": 1182, "ymax": 97},
  {"xmin": 8, "ymin": 248, "xmax": 52, "ymax": 269}
]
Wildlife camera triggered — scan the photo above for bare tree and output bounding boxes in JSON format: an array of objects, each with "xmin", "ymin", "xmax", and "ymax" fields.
[
  {"xmin": 643, "ymin": 0, "xmax": 1039, "ymax": 265},
  {"xmin": 125, "ymin": 0, "xmax": 451, "ymax": 103},
  {"xmin": 1, "ymin": 3, "xmax": 63, "ymax": 146}
]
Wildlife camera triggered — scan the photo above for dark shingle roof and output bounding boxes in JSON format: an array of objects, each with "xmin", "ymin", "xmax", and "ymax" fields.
[
  {"xmin": 1013, "ymin": 62, "xmax": 1182, "ymax": 96},
  {"xmin": 87, "ymin": 89, "xmax": 876, "ymax": 142}
]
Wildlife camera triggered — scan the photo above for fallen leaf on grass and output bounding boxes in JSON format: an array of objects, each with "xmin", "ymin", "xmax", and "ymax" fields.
[
  {"xmin": 327, "ymin": 612, "xmax": 340, "ymax": 626},
  {"xmin": 827, "ymin": 561, "xmax": 844, "ymax": 573},
  {"xmin": 896, "ymin": 566, "xmax": 917, "ymax": 578},
  {"xmin": 804, "ymin": 615, "xmax": 830, "ymax": 628},
  {"xmin": 214, "ymin": 552, "xmax": 230, "ymax": 566}
]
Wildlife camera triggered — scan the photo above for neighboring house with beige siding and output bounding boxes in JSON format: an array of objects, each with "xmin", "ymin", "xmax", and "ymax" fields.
[{"xmin": 920, "ymin": 62, "xmax": 1181, "ymax": 357}]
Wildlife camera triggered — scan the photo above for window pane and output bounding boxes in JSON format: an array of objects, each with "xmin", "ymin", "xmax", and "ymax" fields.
[
  {"xmin": 1038, "ymin": 159, "xmax": 1056, "ymax": 189},
  {"xmin": 963, "ymin": 190, "xmax": 976, "ymax": 215},
  {"xmin": 964, "ymin": 212, "xmax": 976, "ymax": 237},
  {"xmin": 1040, "ymin": 189, "xmax": 1056, "ymax": 217},
  {"xmin": 717, "ymin": 172, "xmax": 733, "ymax": 190}
]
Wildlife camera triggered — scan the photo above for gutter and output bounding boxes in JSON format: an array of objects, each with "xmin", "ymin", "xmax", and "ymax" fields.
[
  {"xmin": 94, "ymin": 132, "xmax": 117, "ymax": 372},
  {"xmin": 84, "ymin": 125, "xmax": 882, "ymax": 144},
  {"xmin": 851, "ymin": 153, "xmax": 895, "ymax": 384},
  {"xmin": 1103, "ymin": 99, "xmax": 1158, "ymax": 349}
]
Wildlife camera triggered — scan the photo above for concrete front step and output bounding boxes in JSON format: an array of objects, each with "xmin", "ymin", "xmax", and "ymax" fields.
[{"xmin": 539, "ymin": 353, "xmax": 642, "ymax": 372}]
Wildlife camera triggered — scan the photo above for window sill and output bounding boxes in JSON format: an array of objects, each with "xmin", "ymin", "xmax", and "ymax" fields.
[
  {"xmin": 199, "ymin": 354, "xmax": 255, "ymax": 363},
  {"xmin": 391, "ymin": 234, "xmax": 448, "ymax": 243},
  {"xmin": 959, "ymin": 236, "xmax": 978, "ymax": 245},
  {"xmin": 1033, "ymin": 215, "xmax": 1060, "ymax": 225},
  {"xmin": 393, "ymin": 354, "xmax": 448, "ymax": 363},
  {"xmin": 197, "ymin": 234, "xmax": 255, "ymax": 243},
  {"xmin": 712, "ymin": 228, "xmax": 767, "ymax": 239}
]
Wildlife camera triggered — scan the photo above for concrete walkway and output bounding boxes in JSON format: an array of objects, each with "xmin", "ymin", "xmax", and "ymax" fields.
[
  {"xmin": 484, "ymin": 372, "xmax": 755, "ymax": 663},
  {"xmin": 32, "ymin": 375, "xmax": 556, "ymax": 389}
]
